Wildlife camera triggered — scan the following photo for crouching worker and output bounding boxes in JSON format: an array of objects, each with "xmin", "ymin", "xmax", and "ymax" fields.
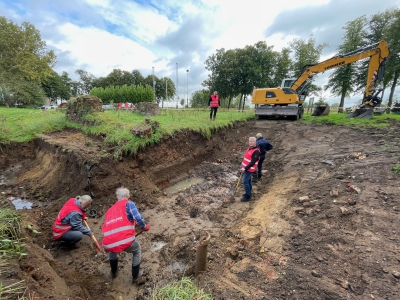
[
  {"xmin": 52, "ymin": 195, "xmax": 93, "ymax": 247},
  {"xmin": 102, "ymin": 187, "xmax": 150, "ymax": 284}
]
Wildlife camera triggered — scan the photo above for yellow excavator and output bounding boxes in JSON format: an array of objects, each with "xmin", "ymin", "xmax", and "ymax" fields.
[{"xmin": 252, "ymin": 40, "xmax": 390, "ymax": 119}]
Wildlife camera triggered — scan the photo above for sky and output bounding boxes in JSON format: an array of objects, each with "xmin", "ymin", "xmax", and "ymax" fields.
[{"xmin": 1, "ymin": 0, "xmax": 399, "ymax": 107}]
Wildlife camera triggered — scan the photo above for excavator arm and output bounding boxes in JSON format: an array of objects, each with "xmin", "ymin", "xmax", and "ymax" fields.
[{"xmin": 291, "ymin": 40, "xmax": 390, "ymax": 107}]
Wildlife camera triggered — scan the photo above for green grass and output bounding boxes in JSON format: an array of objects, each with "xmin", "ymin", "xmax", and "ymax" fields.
[
  {"xmin": 150, "ymin": 277, "xmax": 213, "ymax": 300},
  {"xmin": 0, "ymin": 202, "xmax": 27, "ymax": 299},
  {"xmin": 1, "ymin": 107, "xmax": 400, "ymax": 160},
  {"xmin": 393, "ymin": 164, "xmax": 400, "ymax": 174},
  {"xmin": 0, "ymin": 204, "xmax": 26, "ymax": 259},
  {"xmin": 301, "ymin": 111, "xmax": 400, "ymax": 127},
  {"xmin": 0, "ymin": 107, "xmax": 254, "ymax": 159}
]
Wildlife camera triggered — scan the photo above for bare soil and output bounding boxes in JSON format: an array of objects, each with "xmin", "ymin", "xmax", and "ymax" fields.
[{"xmin": 1, "ymin": 119, "xmax": 400, "ymax": 300}]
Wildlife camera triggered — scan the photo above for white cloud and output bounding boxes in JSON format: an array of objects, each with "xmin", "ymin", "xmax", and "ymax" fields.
[{"xmin": 53, "ymin": 23, "xmax": 157, "ymax": 76}]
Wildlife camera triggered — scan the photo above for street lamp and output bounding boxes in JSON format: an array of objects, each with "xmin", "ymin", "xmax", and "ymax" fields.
[
  {"xmin": 152, "ymin": 67, "xmax": 155, "ymax": 92},
  {"xmin": 186, "ymin": 69, "xmax": 189, "ymax": 108}
]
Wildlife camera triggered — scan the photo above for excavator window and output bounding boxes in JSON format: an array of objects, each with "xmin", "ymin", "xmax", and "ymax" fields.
[
  {"xmin": 282, "ymin": 88, "xmax": 297, "ymax": 95},
  {"xmin": 266, "ymin": 91, "xmax": 276, "ymax": 98}
]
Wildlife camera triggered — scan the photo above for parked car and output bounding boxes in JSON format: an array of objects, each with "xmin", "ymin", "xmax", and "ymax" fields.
[
  {"xmin": 41, "ymin": 105, "xmax": 54, "ymax": 110},
  {"xmin": 102, "ymin": 104, "xmax": 115, "ymax": 110}
]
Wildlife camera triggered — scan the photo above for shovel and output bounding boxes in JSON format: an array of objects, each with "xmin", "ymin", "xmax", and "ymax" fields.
[
  {"xmin": 83, "ymin": 220, "xmax": 104, "ymax": 254},
  {"xmin": 229, "ymin": 172, "xmax": 243, "ymax": 202}
]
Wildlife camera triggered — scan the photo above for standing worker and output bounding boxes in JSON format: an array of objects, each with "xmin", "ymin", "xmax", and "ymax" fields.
[
  {"xmin": 102, "ymin": 187, "xmax": 150, "ymax": 284},
  {"xmin": 208, "ymin": 91, "xmax": 220, "ymax": 121},
  {"xmin": 254, "ymin": 133, "xmax": 273, "ymax": 181},
  {"xmin": 52, "ymin": 195, "xmax": 94, "ymax": 247},
  {"xmin": 240, "ymin": 137, "xmax": 260, "ymax": 202}
]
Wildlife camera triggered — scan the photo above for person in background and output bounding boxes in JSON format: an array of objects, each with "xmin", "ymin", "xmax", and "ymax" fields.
[
  {"xmin": 240, "ymin": 137, "xmax": 260, "ymax": 202},
  {"xmin": 52, "ymin": 195, "xmax": 93, "ymax": 247},
  {"xmin": 254, "ymin": 132, "xmax": 273, "ymax": 181},
  {"xmin": 208, "ymin": 91, "xmax": 220, "ymax": 121},
  {"xmin": 102, "ymin": 187, "xmax": 150, "ymax": 285}
]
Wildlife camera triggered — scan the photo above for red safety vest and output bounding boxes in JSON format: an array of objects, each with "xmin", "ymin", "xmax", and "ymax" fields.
[
  {"xmin": 210, "ymin": 95, "xmax": 219, "ymax": 107},
  {"xmin": 241, "ymin": 147, "xmax": 260, "ymax": 173},
  {"xmin": 52, "ymin": 198, "xmax": 86, "ymax": 240},
  {"xmin": 102, "ymin": 199, "xmax": 136, "ymax": 253}
]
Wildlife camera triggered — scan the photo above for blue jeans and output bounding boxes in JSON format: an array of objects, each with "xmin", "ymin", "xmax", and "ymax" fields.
[
  {"xmin": 59, "ymin": 230, "xmax": 83, "ymax": 244},
  {"xmin": 242, "ymin": 171, "xmax": 254, "ymax": 199},
  {"xmin": 108, "ymin": 239, "xmax": 141, "ymax": 267},
  {"xmin": 257, "ymin": 154, "xmax": 265, "ymax": 175}
]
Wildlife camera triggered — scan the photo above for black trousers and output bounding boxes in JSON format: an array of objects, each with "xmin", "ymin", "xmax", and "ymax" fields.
[{"xmin": 210, "ymin": 107, "xmax": 218, "ymax": 119}]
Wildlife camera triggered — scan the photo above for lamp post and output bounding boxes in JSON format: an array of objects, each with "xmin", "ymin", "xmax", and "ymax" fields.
[
  {"xmin": 186, "ymin": 69, "xmax": 189, "ymax": 108},
  {"xmin": 152, "ymin": 67, "xmax": 155, "ymax": 92},
  {"xmin": 176, "ymin": 63, "xmax": 178, "ymax": 109}
]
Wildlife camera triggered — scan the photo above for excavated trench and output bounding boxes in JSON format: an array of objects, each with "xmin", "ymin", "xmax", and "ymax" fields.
[{"xmin": 1, "ymin": 119, "xmax": 400, "ymax": 300}]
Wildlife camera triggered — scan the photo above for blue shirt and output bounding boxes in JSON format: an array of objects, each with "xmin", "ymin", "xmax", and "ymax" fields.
[{"xmin": 125, "ymin": 200, "xmax": 146, "ymax": 229}]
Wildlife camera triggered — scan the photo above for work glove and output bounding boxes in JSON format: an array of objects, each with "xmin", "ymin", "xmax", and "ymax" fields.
[{"xmin": 143, "ymin": 224, "xmax": 150, "ymax": 231}]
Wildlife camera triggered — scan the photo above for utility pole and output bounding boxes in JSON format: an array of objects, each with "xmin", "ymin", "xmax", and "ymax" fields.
[
  {"xmin": 152, "ymin": 67, "xmax": 155, "ymax": 92},
  {"xmin": 186, "ymin": 69, "xmax": 189, "ymax": 108},
  {"xmin": 176, "ymin": 63, "xmax": 178, "ymax": 109},
  {"xmin": 164, "ymin": 80, "xmax": 167, "ymax": 109}
]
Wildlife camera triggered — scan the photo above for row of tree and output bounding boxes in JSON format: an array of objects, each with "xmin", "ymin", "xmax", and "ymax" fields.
[
  {"xmin": 201, "ymin": 7, "xmax": 400, "ymax": 110},
  {"xmin": 90, "ymin": 84, "xmax": 155, "ymax": 104}
]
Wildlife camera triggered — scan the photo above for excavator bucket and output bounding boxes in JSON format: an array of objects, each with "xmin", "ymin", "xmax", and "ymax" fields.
[
  {"xmin": 346, "ymin": 108, "xmax": 374, "ymax": 119},
  {"xmin": 312, "ymin": 105, "xmax": 330, "ymax": 116}
]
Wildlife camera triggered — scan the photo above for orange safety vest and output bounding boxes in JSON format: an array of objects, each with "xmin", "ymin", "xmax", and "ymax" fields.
[
  {"xmin": 210, "ymin": 95, "xmax": 219, "ymax": 107},
  {"xmin": 52, "ymin": 198, "xmax": 86, "ymax": 240},
  {"xmin": 241, "ymin": 147, "xmax": 260, "ymax": 173},
  {"xmin": 102, "ymin": 199, "xmax": 136, "ymax": 253}
]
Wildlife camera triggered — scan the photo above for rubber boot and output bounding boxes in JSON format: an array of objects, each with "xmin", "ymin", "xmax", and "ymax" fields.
[
  {"xmin": 132, "ymin": 264, "xmax": 147, "ymax": 285},
  {"xmin": 110, "ymin": 259, "xmax": 118, "ymax": 278}
]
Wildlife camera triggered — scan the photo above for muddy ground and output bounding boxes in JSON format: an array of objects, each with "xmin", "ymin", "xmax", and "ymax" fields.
[{"xmin": 1, "ymin": 118, "xmax": 400, "ymax": 300}]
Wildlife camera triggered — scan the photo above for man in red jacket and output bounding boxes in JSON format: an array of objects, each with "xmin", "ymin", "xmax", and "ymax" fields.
[
  {"xmin": 102, "ymin": 187, "xmax": 150, "ymax": 284},
  {"xmin": 52, "ymin": 195, "xmax": 94, "ymax": 247},
  {"xmin": 208, "ymin": 91, "xmax": 220, "ymax": 120},
  {"xmin": 240, "ymin": 137, "xmax": 260, "ymax": 202}
]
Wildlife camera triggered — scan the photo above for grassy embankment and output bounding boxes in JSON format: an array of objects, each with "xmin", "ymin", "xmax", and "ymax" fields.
[{"xmin": 0, "ymin": 107, "xmax": 255, "ymax": 158}]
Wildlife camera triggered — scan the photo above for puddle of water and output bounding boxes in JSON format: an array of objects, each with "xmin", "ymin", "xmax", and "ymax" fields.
[
  {"xmin": 0, "ymin": 164, "xmax": 23, "ymax": 186},
  {"xmin": 164, "ymin": 177, "xmax": 204, "ymax": 195},
  {"xmin": 167, "ymin": 261, "xmax": 186, "ymax": 272},
  {"xmin": 151, "ymin": 241, "xmax": 167, "ymax": 252},
  {"xmin": 11, "ymin": 198, "xmax": 33, "ymax": 210}
]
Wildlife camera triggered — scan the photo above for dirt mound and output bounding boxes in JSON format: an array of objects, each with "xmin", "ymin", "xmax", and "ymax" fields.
[{"xmin": 1, "ymin": 119, "xmax": 400, "ymax": 299}]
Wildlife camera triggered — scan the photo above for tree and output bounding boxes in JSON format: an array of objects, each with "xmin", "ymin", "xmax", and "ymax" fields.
[
  {"xmin": 95, "ymin": 69, "xmax": 135, "ymax": 88},
  {"xmin": 75, "ymin": 69, "xmax": 97, "ymax": 95},
  {"xmin": 272, "ymin": 47, "xmax": 292, "ymax": 86},
  {"xmin": 191, "ymin": 90, "xmax": 210, "ymax": 108},
  {"xmin": 131, "ymin": 70, "xmax": 145, "ymax": 86},
  {"xmin": 0, "ymin": 17, "xmax": 56, "ymax": 106},
  {"xmin": 325, "ymin": 16, "xmax": 367, "ymax": 112},
  {"xmin": 381, "ymin": 8, "xmax": 400, "ymax": 109},
  {"xmin": 42, "ymin": 71, "xmax": 71, "ymax": 103},
  {"xmin": 59, "ymin": 72, "xmax": 72, "ymax": 100},
  {"xmin": 289, "ymin": 35, "xmax": 327, "ymax": 96},
  {"xmin": 158, "ymin": 77, "xmax": 176, "ymax": 106}
]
